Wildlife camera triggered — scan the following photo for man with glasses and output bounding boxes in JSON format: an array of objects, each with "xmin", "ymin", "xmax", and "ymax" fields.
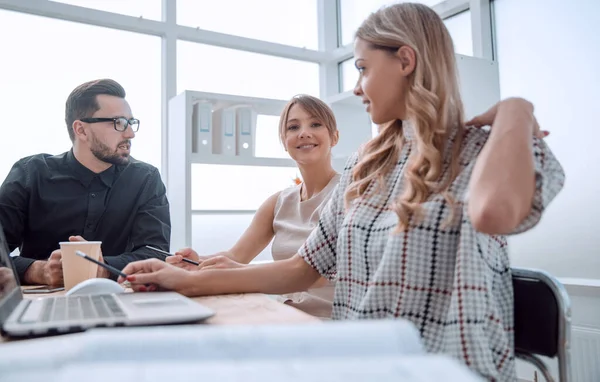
[{"xmin": 0, "ymin": 79, "xmax": 171, "ymax": 285}]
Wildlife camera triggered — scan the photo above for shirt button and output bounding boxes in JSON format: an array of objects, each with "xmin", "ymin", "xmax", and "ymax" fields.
[{"xmin": 91, "ymin": 193, "xmax": 96, "ymax": 198}]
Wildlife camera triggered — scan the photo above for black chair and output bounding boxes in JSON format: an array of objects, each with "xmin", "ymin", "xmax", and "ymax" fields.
[{"xmin": 512, "ymin": 267, "xmax": 572, "ymax": 382}]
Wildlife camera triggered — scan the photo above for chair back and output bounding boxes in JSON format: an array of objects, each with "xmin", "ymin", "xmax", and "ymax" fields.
[{"xmin": 512, "ymin": 267, "xmax": 572, "ymax": 381}]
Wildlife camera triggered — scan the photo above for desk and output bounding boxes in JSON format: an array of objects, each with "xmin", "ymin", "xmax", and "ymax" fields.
[
  {"xmin": 192, "ymin": 294, "xmax": 322, "ymax": 325},
  {"xmin": 3, "ymin": 291, "xmax": 485, "ymax": 381},
  {"xmin": 1, "ymin": 287, "xmax": 321, "ymax": 343},
  {"xmin": 20, "ymin": 286, "xmax": 321, "ymax": 325}
]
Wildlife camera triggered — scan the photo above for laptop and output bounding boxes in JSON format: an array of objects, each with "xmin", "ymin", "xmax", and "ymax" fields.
[{"xmin": 0, "ymin": 230, "xmax": 214, "ymax": 338}]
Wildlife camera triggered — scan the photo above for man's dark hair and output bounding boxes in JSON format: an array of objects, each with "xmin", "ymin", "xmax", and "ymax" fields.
[{"xmin": 65, "ymin": 79, "xmax": 126, "ymax": 142}]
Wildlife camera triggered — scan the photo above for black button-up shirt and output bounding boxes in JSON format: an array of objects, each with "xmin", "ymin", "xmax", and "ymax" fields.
[{"xmin": 0, "ymin": 150, "xmax": 171, "ymax": 283}]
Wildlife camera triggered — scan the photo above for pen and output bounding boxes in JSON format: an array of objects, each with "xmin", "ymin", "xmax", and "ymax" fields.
[
  {"xmin": 75, "ymin": 250, "xmax": 128, "ymax": 279},
  {"xmin": 145, "ymin": 245, "xmax": 200, "ymax": 266}
]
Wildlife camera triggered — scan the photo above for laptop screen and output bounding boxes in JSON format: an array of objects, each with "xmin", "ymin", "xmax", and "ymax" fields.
[{"xmin": 0, "ymin": 228, "xmax": 22, "ymax": 328}]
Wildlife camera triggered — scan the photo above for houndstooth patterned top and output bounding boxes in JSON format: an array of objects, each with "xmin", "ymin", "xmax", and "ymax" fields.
[{"xmin": 298, "ymin": 124, "xmax": 565, "ymax": 381}]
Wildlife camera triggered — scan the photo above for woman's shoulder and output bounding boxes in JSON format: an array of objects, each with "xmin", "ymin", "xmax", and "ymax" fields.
[
  {"xmin": 279, "ymin": 182, "xmax": 302, "ymax": 197},
  {"xmin": 273, "ymin": 183, "xmax": 300, "ymax": 210}
]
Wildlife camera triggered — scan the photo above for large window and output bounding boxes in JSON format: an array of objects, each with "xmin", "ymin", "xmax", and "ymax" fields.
[
  {"xmin": 50, "ymin": 0, "xmax": 161, "ymax": 20},
  {"xmin": 444, "ymin": 10, "xmax": 473, "ymax": 56},
  {"xmin": 340, "ymin": 58, "xmax": 357, "ymax": 93},
  {"xmin": 177, "ymin": 41, "xmax": 320, "ymax": 99},
  {"xmin": 177, "ymin": 0, "xmax": 319, "ymax": 50},
  {"xmin": 0, "ymin": 10, "xmax": 161, "ymax": 182},
  {"xmin": 339, "ymin": 0, "xmax": 448, "ymax": 46}
]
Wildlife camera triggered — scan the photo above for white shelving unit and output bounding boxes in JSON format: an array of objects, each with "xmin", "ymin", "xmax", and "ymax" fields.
[
  {"xmin": 166, "ymin": 54, "xmax": 500, "ymax": 251},
  {"xmin": 167, "ymin": 90, "xmax": 371, "ymax": 251},
  {"xmin": 190, "ymin": 153, "xmax": 348, "ymax": 169}
]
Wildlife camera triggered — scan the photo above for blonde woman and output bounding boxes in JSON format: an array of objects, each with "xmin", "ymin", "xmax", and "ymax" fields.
[
  {"xmin": 167, "ymin": 94, "xmax": 340, "ymax": 318},
  {"xmin": 121, "ymin": 4, "xmax": 564, "ymax": 380}
]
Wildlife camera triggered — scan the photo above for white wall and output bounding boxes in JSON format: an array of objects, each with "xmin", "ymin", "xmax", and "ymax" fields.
[{"xmin": 494, "ymin": 0, "xmax": 600, "ymax": 279}]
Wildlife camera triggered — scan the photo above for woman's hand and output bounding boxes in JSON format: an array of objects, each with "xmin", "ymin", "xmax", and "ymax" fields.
[
  {"xmin": 166, "ymin": 247, "xmax": 204, "ymax": 271},
  {"xmin": 466, "ymin": 97, "xmax": 548, "ymax": 139},
  {"xmin": 198, "ymin": 254, "xmax": 245, "ymax": 270},
  {"xmin": 119, "ymin": 259, "xmax": 196, "ymax": 295}
]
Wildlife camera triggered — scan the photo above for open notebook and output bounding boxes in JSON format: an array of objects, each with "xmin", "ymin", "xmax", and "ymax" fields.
[{"xmin": 1, "ymin": 320, "xmax": 483, "ymax": 381}]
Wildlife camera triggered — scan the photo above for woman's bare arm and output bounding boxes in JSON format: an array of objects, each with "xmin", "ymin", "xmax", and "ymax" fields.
[
  {"xmin": 468, "ymin": 98, "xmax": 538, "ymax": 234},
  {"xmin": 122, "ymin": 254, "xmax": 322, "ymax": 297},
  {"xmin": 220, "ymin": 192, "xmax": 280, "ymax": 264},
  {"xmin": 186, "ymin": 254, "xmax": 321, "ymax": 296}
]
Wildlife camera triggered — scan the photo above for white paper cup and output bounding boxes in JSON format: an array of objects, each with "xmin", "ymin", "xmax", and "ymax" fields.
[{"xmin": 59, "ymin": 241, "xmax": 102, "ymax": 291}]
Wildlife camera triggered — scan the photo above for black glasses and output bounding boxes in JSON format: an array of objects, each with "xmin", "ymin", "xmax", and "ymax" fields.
[{"xmin": 80, "ymin": 117, "xmax": 140, "ymax": 132}]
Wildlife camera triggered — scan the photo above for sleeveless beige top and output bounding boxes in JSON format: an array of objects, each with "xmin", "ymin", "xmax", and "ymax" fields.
[{"xmin": 271, "ymin": 173, "xmax": 341, "ymax": 319}]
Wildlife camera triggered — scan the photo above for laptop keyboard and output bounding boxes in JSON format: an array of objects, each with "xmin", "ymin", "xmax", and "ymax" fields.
[{"xmin": 20, "ymin": 295, "xmax": 126, "ymax": 323}]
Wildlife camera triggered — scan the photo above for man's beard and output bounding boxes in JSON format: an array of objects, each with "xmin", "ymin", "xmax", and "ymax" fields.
[{"xmin": 90, "ymin": 132, "xmax": 131, "ymax": 166}]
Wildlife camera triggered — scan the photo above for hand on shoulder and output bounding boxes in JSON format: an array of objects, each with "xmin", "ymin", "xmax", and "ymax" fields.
[{"xmin": 466, "ymin": 98, "xmax": 548, "ymax": 139}]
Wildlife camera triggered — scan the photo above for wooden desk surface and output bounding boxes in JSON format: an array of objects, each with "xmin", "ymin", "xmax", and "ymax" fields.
[
  {"xmin": 193, "ymin": 293, "xmax": 322, "ymax": 325},
  {"xmin": 20, "ymin": 286, "xmax": 320, "ymax": 325},
  {"xmin": 2, "ymin": 287, "xmax": 321, "ymax": 343}
]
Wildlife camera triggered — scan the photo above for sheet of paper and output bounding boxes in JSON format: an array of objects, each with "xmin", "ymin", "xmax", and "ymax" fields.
[
  {"xmin": 2, "ymin": 320, "xmax": 424, "ymax": 365},
  {"xmin": 0, "ymin": 320, "xmax": 481, "ymax": 381},
  {"xmin": 2, "ymin": 355, "xmax": 483, "ymax": 382}
]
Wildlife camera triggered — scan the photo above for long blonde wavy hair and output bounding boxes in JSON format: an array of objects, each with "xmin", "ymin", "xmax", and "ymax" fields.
[{"xmin": 345, "ymin": 3, "xmax": 465, "ymax": 232}]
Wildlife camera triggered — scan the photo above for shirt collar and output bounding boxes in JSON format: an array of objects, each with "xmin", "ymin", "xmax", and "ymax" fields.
[
  {"xmin": 67, "ymin": 149, "xmax": 115, "ymax": 188},
  {"xmin": 401, "ymin": 120, "xmax": 415, "ymax": 141}
]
